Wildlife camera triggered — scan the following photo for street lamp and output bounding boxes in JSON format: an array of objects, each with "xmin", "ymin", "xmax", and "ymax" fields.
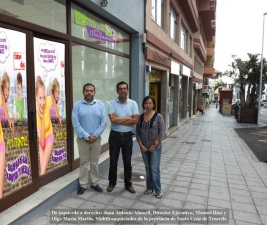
[{"xmin": 257, "ymin": 12, "xmax": 267, "ymax": 125}]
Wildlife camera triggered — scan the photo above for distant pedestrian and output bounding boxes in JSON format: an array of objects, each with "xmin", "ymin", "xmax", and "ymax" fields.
[
  {"xmin": 107, "ymin": 81, "xmax": 139, "ymax": 194},
  {"xmin": 72, "ymin": 83, "xmax": 107, "ymax": 195},
  {"xmin": 136, "ymin": 96, "xmax": 165, "ymax": 199},
  {"xmin": 206, "ymin": 100, "xmax": 209, "ymax": 109},
  {"xmin": 197, "ymin": 104, "xmax": 204, "ymax": 115}
]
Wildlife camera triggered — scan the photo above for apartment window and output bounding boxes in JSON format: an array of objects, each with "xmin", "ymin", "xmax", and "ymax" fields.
[
  {"xmin": 189, "ymin": 36, "xmax": 192, "ymax": 57},
  {"xmin": 152, "ymin": 0, "xmax": 164, "ymax": 28},
  {"xmin": 169, "ymin": 6, "xmax": 177, "ymax": 41},
  {"xmin": 181, "ymin": 24, "xmax": 187, "ymax": 52}
]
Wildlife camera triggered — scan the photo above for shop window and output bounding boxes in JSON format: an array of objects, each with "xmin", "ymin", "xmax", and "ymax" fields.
[
  {"xmin": 0, "ymin": 27, "xmax": 31, "ymax": 199},
  {"xmin": 71, "ymin": 4, "xmax": 130, "ymax": 55},
  {"xmin": 0, "ymin": 0, "xmax": 66, "ymax": 33},
  {"xmin": 33, "ymin": 37, "xmax": 67, "ymax": 176},
  {"xmin": 72, "ymin": 44, "xmax": 129, "ymax": 159}
]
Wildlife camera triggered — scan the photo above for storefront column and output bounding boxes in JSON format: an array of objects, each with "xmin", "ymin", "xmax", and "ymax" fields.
[
  {"xmin": 188, "ymin": 78, "xmax": 193, "ymax": 119},
  {"xmin": 185, "ymin": 76, "xmax": 189, "ymax": 121},
  {"xmin": 173, "ymin": 75, "xmax": 179, "ymax": 126},
  {"xmin": 160, "ymin": 70, "xmax": 169, "ymax": 134}
]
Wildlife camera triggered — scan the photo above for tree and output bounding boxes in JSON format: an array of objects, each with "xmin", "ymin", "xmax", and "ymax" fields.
[{"xmin": 227, "ymin": 53, "xmax": 267, "ymax": 108}]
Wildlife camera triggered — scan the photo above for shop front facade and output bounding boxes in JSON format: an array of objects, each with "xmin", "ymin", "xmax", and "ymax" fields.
[
  {"xmin": 0, "ymin": 0, "xmax": 145, "ymax": 211},
  {"xmin": 144, "ymin": 0, "xmax": 195, "ymax": 135},
  {"xmin": 144, "ymin": 0, "xmax": 216, "ymax": 134}
]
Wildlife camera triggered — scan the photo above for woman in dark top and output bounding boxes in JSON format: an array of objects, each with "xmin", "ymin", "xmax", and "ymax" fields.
[{"xmin": 136, "ymin": 96, "xmax": 165, "ymax": 199}]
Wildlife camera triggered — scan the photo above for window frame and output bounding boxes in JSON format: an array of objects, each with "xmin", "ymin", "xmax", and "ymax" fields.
[
  {"xmin": 169, "ymin": 6, "xmax": 177, "ymax": 42},
  {"xmin": 151, "ymin": 0, "xmax": 164, "ymax": 28}
]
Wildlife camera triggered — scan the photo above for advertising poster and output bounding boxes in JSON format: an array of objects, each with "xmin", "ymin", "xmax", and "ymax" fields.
[
  {"xmin": 33, "ymin": 38, "xmax": 67, "ymax": 175},
  {"xmin": 0, "ymin": 27, "xmax": 31, "ymax": 199},
  {"xmin": 74, "ymin": 10, "xmax": 118, "ymax": 43}
]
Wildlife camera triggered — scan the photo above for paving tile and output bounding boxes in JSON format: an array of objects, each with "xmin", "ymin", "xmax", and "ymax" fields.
[
  {"xmin": 183, "ymin": 202, "xmax": 206, "ymax": 210},
  {"xmin": 208, "ymin": 198, "xmax": 231, "ymax": 209},
  {"xmin": 231, "ymin": 202, "xmax": 257, "ymax": 213},
  {"xmin": 59, "ymin": 197, "xmax": 85, "ymax": 209},
  {"xmin": 168, "ymin": 185, "xmax": 188, "ymax": 194},
  {"xmin": 165, "ymin": 191, "xmax": 187, "ymax": 201},
  {"xmin": 209, "ymin": 180, "xmax": 228, "ymax": 188},
  {"xmin": 256, "ymin": 205, "xmax": 267, "ymax": 216},
  {"xmin": 175, "ymin": 176, "xmax": 192, "ymax": 182},
  {"xmin": 248, "ymin": 186, "xmax": 267, "ymax": 194},
  {"xmin": 109, "ymin": 196, "xmax": 135, "ymax": 208},
  {"xmin": 193, "ymin": 174, "xmax": 210, "ymax": 180},
  {"xmin": 235, "ymin": 220, "xmax": 262, "ymax": 225},
  {"xmin": 89, "ymin": 194, "xmax": 115, "ymax": 204},
  {"xmin": 172, "ymin": 180, "xmax": 191, "ymax": 188},
  {"xmin": 209, "ymin": 176, "xmax": 227, "ymax": 183},
  {"xmin": 22, "ymin": 215, "xmax": 51, "ymax": 225},
  {"xmin": 196, "ymin": 165, "xmax": 210, "ymax": 171},
  {"xmin": 209, "ymin": 185, "xmax": 229, "ymax": 194},
  {"xmin": 177, "ymin": 172, "xmax": 194, "ymax": 178},
  {"xmin": 230, "ymin": 194, "xmax": 254, "ymax": 204},
  {"xmin": 233, "ymin": 210, "xmax": 262, "ymax": 224},
  {"xmin": 227, "ymin": 178, "xmax": 246, "ymax": 185},
  {"xmin": 185, "ymin": 194, "xmax": 208, "ymax": 205},
  {"xmin": 131, "ymin": 201, "xmax": 156, "ymax": 210},
  {"xmin": 251, "ymin": 191, "xmax": 267, "ymax": 200},
  {"xmin": 209, "ymin": 191, "xmax": 230, "ymax": 201},
  {"xmin": 227, "ymin": 174, "xmax": 245, "ymax": 181},
  {"xmin": 160, "ymin": 173, "xmax": 175, "ymax": 180},
  {"xmin": 253, "ymin": 197, "xmax": 267, "ymax": 207},
  {"xmin": 135, "ymin": 194, "xmax": 158, "ymax": 205},
  {"xmin": 229, "ymin": 188, "xmax": 251, "ymax": 197},
  {"xmin": 161, "ymin": 177, "xmax": 173, "ymax": 185},
  {"xmin": 190, "ymin": 183, "xmax": 209, "ymax": 191},
  {"xmin": 191, "ymin": 178, "xmax": 210, "ymax": 185},
  {"xmin": 260, "ymin": 214, "xmax": 267, "ymax": 225},
  {"xmin": 188, "ymin": 188, "xmax": 209, "ymax": 198},
  {"xmin": 228, "ymin": 183, "xmax": 249, "ymax": 191},
  {"xmin": 194, "ymin": 170, "xmax": 211, "ymax": 176},
  {"xmin": 160, "ymin": 198, "xmax": 183, "ymax": 208},
  {"xmin": 247, "ymin": 181, "xmax": 266, "ymax": 188},
  {"xmin": 78, "ymin": 200, "xmax": 106, "ymax": 209}
]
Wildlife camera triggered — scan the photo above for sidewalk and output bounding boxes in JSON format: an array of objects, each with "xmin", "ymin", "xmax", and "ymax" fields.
[{"xmin": 8, "ymin": 105, "xmax": 267, "ymax": 224}]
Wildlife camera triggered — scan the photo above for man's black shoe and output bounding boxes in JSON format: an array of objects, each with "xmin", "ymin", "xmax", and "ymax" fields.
[
  {"xmin": 125, "ymin": 185, "xmax": 136, "ymax": 194},
  {"xmin": 77, "ymin": 186, "xmax": 86, "ymax": 195},
  {"xmin": 107, "ymin": 183, "xmax": 115, "ymax": 192},
  {"xmin": 90, "ymin": 184, "xmax": 103, "ymax": 192}
]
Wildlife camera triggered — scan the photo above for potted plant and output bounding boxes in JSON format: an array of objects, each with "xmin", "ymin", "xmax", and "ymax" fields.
[{"xmin": 226, "ymin": 53, "xmax": 267, "ymax": 123}]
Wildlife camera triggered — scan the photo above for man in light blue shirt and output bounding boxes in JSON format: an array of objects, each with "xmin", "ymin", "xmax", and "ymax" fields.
[
  {"xmin": 72, "ymin": 83, "xmax": 107, "ymax": 195},
  {"xmin": 107, "ymin": 81, "xmax": 139, "ymax": 194}
]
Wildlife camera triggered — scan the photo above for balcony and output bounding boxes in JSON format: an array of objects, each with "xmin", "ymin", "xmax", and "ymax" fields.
[
  {"xmin": 199, "ymin": 0, "xmax": 216, "ymax": 41},
  {"xmin": 206, "ymin": 46, "xmax": 214, "ymax": 59},
  {"xmin": 193, "ymin": 32, "xmax": 206, "ymax": 62},
  {"xmin": 178, "ymin": 0, "xmax": 198, "ymax": 33},
  {"xmin": 203, "ymin": 65, "xmax": 216, "ymax": 78}
]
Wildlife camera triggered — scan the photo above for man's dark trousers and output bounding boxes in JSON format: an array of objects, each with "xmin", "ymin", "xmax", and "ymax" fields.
[{"xmin": 108, "ymin": 131, "xmax": 133, "ymax": 189}]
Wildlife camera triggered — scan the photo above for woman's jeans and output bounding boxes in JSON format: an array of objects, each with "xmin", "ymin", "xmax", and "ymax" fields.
[{"xmin": 141, "ymin": 147, "xmax": 161, "ymax": 194}]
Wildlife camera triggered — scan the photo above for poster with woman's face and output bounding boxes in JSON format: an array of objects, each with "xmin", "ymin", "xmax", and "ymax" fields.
[
  {"xmin": 0, "ymin": 27, "xmax": 31, "ymax": 199},
  {"xmin": 33, "ymin": 38, "xmax": 67, "ymax": 176}
]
